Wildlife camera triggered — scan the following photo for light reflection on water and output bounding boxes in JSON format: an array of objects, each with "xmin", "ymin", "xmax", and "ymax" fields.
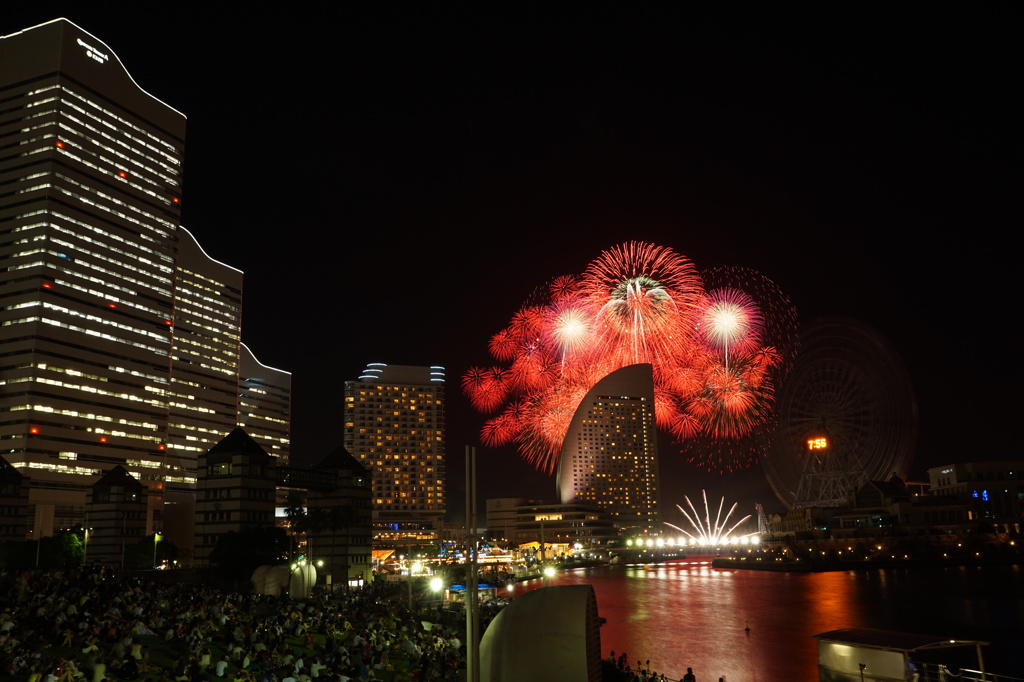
[{"xmin": 500, "ymin": 562, "xmax": 1021, "ymax": 682}]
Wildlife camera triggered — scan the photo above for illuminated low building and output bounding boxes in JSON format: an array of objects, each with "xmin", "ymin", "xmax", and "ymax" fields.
[
  {"xmin": 486, "ymin": 497, "xmax": 541, "ymax": 543},
  {"xmin": 927, "ymin": 461, "xmax": 1024, "ymax": 525},
  {"xmin": 511, "ymin": 502, "xmax": 618, "ymax": 551}
]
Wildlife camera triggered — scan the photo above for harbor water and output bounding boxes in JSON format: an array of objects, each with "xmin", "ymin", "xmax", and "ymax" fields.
[{"xmin": 503, "ymin": 561, "xmax": 1022, "ymax": 681}]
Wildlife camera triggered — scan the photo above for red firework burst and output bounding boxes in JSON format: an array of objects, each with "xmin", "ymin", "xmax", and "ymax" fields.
[
  {"xmin": 681, "ymin": 266, "xmax": 798, "ymax": 473},
  {"xmin": 463, "ymin": 242, "xmax": 795, "ymax": 474}
]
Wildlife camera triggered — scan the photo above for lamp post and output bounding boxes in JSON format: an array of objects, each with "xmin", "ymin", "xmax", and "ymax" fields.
[
  {"xmin": 429, "ymin": 576, "xmax": 444, "ymax": 613},
  {"xmin": 152, "ymin": 532, "xmax": 162, "ymax": 569},
  {"xmin": 407, "ymin": 559, "xmax": 422, "ymax": 610},
  {"xmin": 542, "ymin": 565, "xmax": 555, "ymax": 588}
]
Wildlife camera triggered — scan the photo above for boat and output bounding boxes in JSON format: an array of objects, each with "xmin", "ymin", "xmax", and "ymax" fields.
[{"xmin": 813, "ymin": 628, "xmax": 1002, "ymax": 682}]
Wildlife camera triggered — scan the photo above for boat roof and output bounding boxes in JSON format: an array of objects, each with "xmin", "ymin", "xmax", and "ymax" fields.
[{"xmin": 813, "ymin": 628, "xmax": 989, "ymax": 653}]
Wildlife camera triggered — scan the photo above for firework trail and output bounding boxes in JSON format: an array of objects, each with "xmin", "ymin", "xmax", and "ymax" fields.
[
  {"xmin": 464, "ymin": 242, "xmax": 796, "ymax": 474},
  {"xmin": 663, "ymin": 490, "xmax": 756, "ymax": 544}
]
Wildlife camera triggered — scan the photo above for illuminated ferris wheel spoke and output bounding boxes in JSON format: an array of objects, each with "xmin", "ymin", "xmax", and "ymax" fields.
[{"xmin": 764, "ymin": 318, "xmax": 917, "ymax": 509}]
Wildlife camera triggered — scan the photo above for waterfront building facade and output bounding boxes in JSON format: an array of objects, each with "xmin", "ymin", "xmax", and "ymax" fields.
[
  {"xmin": 343, "ymin": 363, "xmax": 446, "ymax": 546},
  {"xmin": 486, "ymin": 497, "xmax": 541, "ymax": 544},
  {"xmin": 556, "ymin": 363, "xmax": 661, "ymax": 534},
  {"xmin": 511, "ymin": 502, "xmax": 618, "ymax": 551},
  {"xmin": 0, "ymin": 19, "xmax": 289, "ymax": 539},
  {"xmin": 927, "ymin": 460, "xmax": 1023, "ymax": 525}
]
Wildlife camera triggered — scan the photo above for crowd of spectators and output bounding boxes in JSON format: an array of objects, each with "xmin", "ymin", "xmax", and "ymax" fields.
[{"xmin": 0, "ymin": 566, "xmax": 463, "ymax": 682}]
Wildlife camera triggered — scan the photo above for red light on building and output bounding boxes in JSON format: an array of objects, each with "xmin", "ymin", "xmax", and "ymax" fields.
[
  {"xmin": 118, "ymin": 171, "xmax": 127, "ymax": 178},
  {"xmin": 55, "ymin": 140, "xmax": 65, "ymax": 148},
  {"xmin": 42, "ymin": 282, "xmax": 52, "ymax": 289},
  {"xmin": 99, "ymin": 436, "xmax": 108, "ymax": 443},
  {"xmin": 29, "ymin": 427, "xmax": 40, "ymax": 435},
  {"xmin": 158, "ymin": 444, "xmax": 166, "ymax": 451},
  {"xmin": 108, "ymin": 303, "xmax": 116, "ymax": 308},
  {"xmin": 172, "ymin": 197, "xmax": 180, "ymax": 204}
]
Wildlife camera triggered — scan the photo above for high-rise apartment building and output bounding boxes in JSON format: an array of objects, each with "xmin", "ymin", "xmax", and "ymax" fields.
[
  {"xmin": 0, "ymin": 18, "xmax": 289, "ymax": 538},
  {"xmin": 343, "ymin": 363, "xmax": 445, "ymax": 545},
  {"xmin": 556, "ymin": 363, "xmax": 661, "ymax": 534}
]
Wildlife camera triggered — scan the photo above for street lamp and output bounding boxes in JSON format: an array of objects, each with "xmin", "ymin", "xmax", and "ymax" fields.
[
  {"xmin": 542, "ymin": 565, "xmax": 555, "ymax": 588},
  {"xmin": 430, "ymin": 576, "xmax": 444, "ymax": 609},
  {"xmin": 407, "ymin": 559, "xmax": 422, "ymax": 610},
  {"xmin": 152, "ymin": 532, "xmax": 162, "ymax": 569}
]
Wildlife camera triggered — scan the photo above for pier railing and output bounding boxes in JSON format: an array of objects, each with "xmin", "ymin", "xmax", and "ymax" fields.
[
  {"xmin": 917, "ymin": 665, "xmax": 1024, "ymax": 682},
  {"xmin": 818, "ymin": 664, "xmax": 1023, "ymax": 682}
]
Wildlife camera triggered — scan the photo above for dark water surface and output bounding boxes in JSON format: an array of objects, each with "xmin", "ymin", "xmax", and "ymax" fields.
[{"xmin": 502, "ymin": 561, "xmax": 1022, "ymax": 681}]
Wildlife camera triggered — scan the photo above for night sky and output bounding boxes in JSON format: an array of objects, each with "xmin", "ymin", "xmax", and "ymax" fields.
[{"xmin": 5, "ymin": 6, "xmax": 1018, "ymax": 519}]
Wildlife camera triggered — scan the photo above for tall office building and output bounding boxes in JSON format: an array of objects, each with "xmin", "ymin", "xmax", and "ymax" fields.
[
  {"xmin": 0, "ymin": 19, "xmax": 288, "ymax": 537},
  {"xmin": 556, "ymin": 363, "xmax": 661, "ymax": 534},
  {"xmin": 166, "ymin": 227, "xmax": 243, "ymax": 478},
  {"xmin": 343, "ymin": 363, "xmax": 445, "ymax": 545},
  {"xmin": 238, "ymin": 343, "xmax": 292, "ymax": 463}
]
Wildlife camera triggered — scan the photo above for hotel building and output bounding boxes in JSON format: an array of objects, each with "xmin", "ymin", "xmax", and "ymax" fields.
[
  {"xmin": 0, "ymin": 18, "xmax": 289, "ymax": 538},
  {"xmin": 556, "ymin": 363, "xmax": 661, "ymax": 534},
  {"xmin": 343, "ymin": 363, "xmax": 445, "ymax": 545}
]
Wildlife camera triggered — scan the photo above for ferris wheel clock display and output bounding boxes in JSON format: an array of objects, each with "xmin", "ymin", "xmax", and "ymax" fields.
[{"xmin": 763, "ymin": 317, "xmax": 918, "ymax": 509}]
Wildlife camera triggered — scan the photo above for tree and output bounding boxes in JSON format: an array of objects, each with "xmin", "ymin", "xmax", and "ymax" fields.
[
  {"xmin": 208, "ymin": 527, "xmax": 289, "ymax": 584},
  {"xmin": 284, "ymin": 491, "xmax": 309, "ymax": 560},
  {"xmin": 0, "ymin": 531, "xmax": 83, "ymax": 569},
  {"xmin": 123, "ymin": 533, "xmax": 178, "ymax": 570}
]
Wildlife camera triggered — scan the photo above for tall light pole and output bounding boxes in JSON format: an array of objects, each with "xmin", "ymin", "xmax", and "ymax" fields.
[
  {"xmin": 152, "ymin": 532, "xmax": 162, "ymax": 568},
  {"xmin": 542, "ymin": 565, "xmax": 555, "ymax": 588},
  {"xmin": 407, "ymin": 559, "xmax": 422, "ymax": 610},
  {"xmin": 465, "ymin": 446, "xmax": 480, "ymax": 682}
]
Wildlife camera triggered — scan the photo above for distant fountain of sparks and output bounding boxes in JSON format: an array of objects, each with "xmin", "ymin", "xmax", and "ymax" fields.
[{"xmin": 664, "ymin": 490, "xmax": 757, "ymax": 546}]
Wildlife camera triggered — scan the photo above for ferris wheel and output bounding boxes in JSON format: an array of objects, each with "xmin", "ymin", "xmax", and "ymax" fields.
[{"xmin": 762, "ymin": 317, "xmax": 918, "ymax": 509}]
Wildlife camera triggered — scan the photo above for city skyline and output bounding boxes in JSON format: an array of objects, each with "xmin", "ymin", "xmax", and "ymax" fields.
[
  {"xmin": 1, "ymin": 7, "xmax": 1015, "ymax": 515},
  {"xmin": 0, "ymin": 18, "xmax": 290, "ymax": 535}
]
